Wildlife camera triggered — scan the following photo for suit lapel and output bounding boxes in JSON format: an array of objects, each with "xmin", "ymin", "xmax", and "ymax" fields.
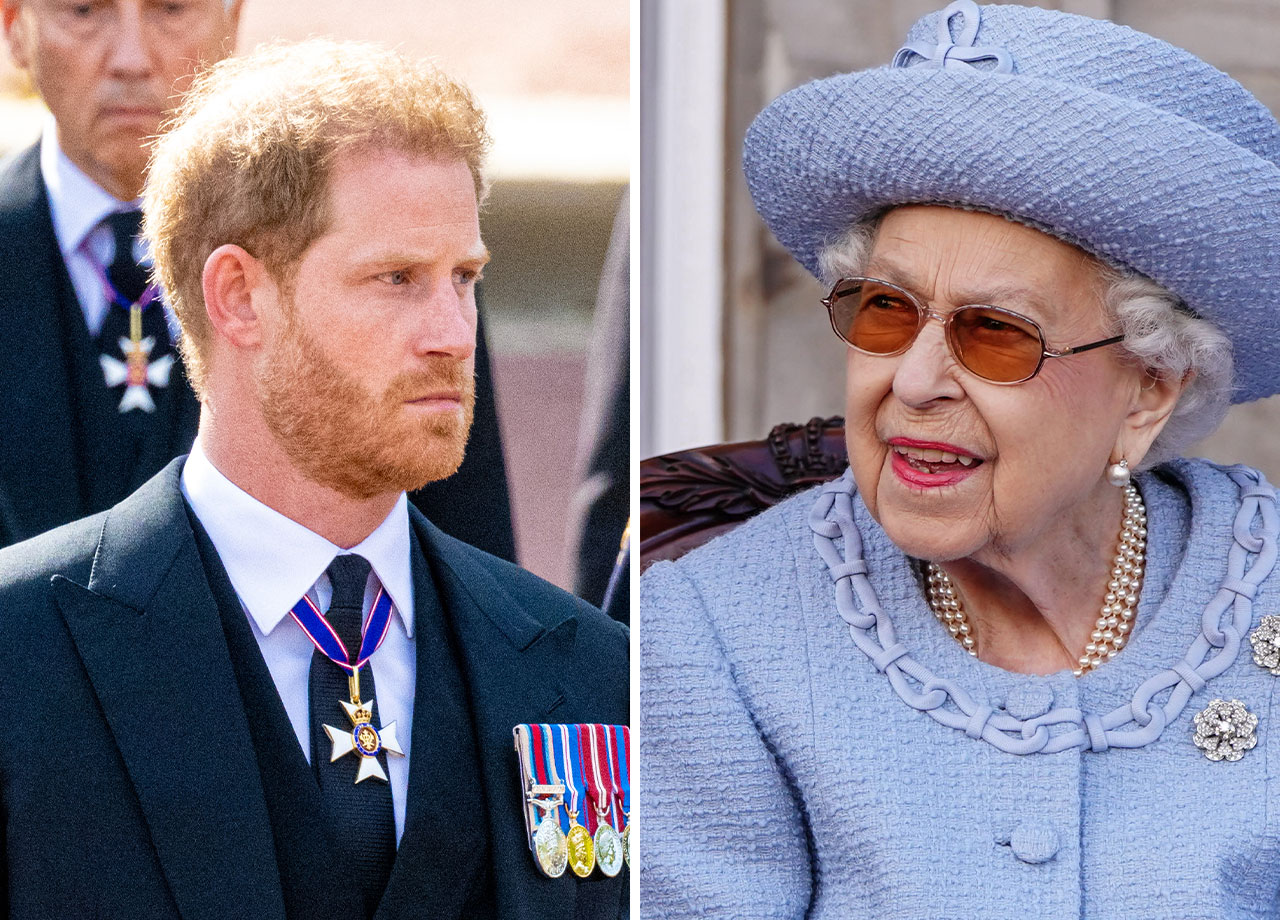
[
  {"xmin": 0, "ymin": 145, "xmax": 84, "ymax": 539},
  {"xmin": 52, "ymin": 462, "xmax": 286, "ymax": 920},
  {"xmin": 406, "ymin": 512, "xmax": 582, "ymax": 920},
  {"xmin": 378, "ymin": 530, "xmax": 492, "ymax": 918}
]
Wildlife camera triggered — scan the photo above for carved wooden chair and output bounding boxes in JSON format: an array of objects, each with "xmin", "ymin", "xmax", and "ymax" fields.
[{"xmin": 639, "ymin": 417, "xmax": 849, "ymax": 570}]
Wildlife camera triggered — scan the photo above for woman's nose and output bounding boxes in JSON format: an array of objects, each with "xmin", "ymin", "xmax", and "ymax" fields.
[{"xmin": 891, "ymin": 315, "xmax": 965, "ymax": 407}]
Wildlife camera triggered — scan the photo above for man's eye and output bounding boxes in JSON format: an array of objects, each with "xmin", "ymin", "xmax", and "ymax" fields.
[
  {"xmin": 455, "ymin": 269, "xmax": 482, "ymax": 285},
  {"xmin": 382, "ymin": 271, "xmax": 410, "ymax": 286},
  {"xmin": 58, "ymin": 0, "xmax": 108, "ymax": 24}
]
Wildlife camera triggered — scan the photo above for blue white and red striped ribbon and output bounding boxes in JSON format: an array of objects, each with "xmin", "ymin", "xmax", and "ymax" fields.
[
  {"xmin": 539, "ymin": 723, "xmax": 571, "ymax": 832},
  {"xmin": 557, "ymin": 723, "xmax": 589, "ymax": 824},
  {"xmin": 583, "ymin": 722, "xmax": 617, "ymax": 829},
  {"xmin": 576, "ymin": 724, "xmax": 599, "ymax": 832},
  {"xmin": 289, "ymin": 582, "xmax": 393, "ymax": 675},
  {"xmin": 605, "ymin": 724, "xmax": 629, "ymax": 830}
]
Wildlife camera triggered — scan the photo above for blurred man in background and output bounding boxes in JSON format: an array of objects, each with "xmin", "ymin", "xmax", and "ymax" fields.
[
  {"xmin": 569, "ymin": 188, "xmax": 629, "ymax": 622},
  {"xmin": 0, "ymin": 0, "xmax": 515, "ymax": 560}
]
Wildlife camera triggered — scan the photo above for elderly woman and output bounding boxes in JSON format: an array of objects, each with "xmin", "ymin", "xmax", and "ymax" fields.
[{"xmin": 640, "ymin": 2, "xmax": 1280, "ymax": 917}]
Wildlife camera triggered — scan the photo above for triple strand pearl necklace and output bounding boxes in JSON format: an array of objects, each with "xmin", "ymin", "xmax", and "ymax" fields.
[{"xmin": 926, "ymin": 482, "xmax": 1148, "ymax": 677}]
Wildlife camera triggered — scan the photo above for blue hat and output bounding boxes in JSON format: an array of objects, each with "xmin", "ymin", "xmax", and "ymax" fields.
[{"xmin": 743, "ymin": 0, "xmax": 1280, "ymax": 404}]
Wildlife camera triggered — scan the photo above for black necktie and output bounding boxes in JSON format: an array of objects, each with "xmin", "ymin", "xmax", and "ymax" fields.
[
  {"xmin": 103, "ymin": 210, "xmax": 149, "ymax": 304},
  {"xmin": 95, "ymin": 211, "xmax": 171, "ymax": 363},
  {"xmin": 308, "ymin": 554, "xmax": 396, "ymax": 915}
]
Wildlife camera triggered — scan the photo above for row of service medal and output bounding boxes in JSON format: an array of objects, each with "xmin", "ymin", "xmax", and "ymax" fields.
[{"xmin": 514, "ymin": 723, "xmax": 631, "ymax": 879}]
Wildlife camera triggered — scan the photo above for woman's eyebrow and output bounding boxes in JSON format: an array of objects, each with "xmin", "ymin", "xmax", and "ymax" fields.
[{"xmin": 864, "ymin": 258, "xmax": 1057, "ymax": 319}]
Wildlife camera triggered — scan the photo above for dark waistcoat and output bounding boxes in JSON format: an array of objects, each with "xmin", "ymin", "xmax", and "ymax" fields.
[{"xmin": 188, "ymin": 508, "xmax": 496, "ymax": 919}]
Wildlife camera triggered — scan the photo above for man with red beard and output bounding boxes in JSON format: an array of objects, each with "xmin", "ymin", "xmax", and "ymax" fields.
[
  {"xmin": 0, "ymin": 0, "xmax": 516, "ymax": 564},
  {"xmin": 0, "ymin": 39, "xmax": 628, "ymax": 920}
]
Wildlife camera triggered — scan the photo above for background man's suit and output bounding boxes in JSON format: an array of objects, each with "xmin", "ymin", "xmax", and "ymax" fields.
[
  {"xmin": 0, "ymin": 143, "xmax": 516, "ymax": 560},
  {"xmin": 0, "ymin": 459, "xmax": 628, "ymax": 918}
]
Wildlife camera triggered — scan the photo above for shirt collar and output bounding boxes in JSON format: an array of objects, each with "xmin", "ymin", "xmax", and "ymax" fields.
[
  {"xmin": 39, "ymin": 117, "xmax": 139, "ymax": 258},
  {"xmin": 180, "ymin": 439, "xmax": 415, "ymax": 638}
]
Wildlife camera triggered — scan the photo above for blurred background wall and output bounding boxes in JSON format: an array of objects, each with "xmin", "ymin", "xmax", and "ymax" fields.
[
  {"xmin": 641, "ymin": 0, "xmax": 1280, "ymax": 483},
  {"xmin": 0, "ymin": 0, "xmax": 629, "ymax": 589}
]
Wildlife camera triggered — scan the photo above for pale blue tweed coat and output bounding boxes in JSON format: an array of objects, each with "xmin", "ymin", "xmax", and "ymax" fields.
[{"xmin": 640, "ymin": 459, "xmax": 1280, "ymax": 918}]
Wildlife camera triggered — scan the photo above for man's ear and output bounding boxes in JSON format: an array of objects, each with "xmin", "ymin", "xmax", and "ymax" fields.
[
  {"xmin": 1112, "ymin": 370, "xmax": 1187, "ymax": 468},
  {"xmin": 201, "ymin": 244, "xmax": 277, "ymax": 350},
  {"xmin": 3, "ymin": 1, "xmax": 32, "ymax": 71}
]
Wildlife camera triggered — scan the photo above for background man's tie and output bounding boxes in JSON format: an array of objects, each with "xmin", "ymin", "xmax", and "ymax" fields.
[
  {"xmin": 103, "ymin": 210, "xmax": 148, "ymax": 303},
  {"xmin": 94, "ymin": 211, "xmax": 175, "ymax": 419}
]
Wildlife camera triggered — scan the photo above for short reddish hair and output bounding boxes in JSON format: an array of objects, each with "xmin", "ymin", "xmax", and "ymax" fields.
[{"xmin": 144, "ymin": 38, "xmax": 490, "ymax": 395}]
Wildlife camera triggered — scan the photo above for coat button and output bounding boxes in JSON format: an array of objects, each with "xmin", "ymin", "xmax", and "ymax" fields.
[
  {"xmin": 1009, "ymin": 822, "xmax": 1060, "ymax": 864},
  {"xmin": 1004, "ymin": 684, "xmax": 1054, "ymax": 720}
]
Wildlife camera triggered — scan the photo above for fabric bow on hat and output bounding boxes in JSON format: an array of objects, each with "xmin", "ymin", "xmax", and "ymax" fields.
[{"xmin": 893, "ymin": 0, "xmax": 1012, "ymax": 74}]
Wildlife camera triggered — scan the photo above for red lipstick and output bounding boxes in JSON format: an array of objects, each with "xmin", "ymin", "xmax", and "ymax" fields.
[{"xmin": 887, "ymin": 437, "xmax": 984, "ymax": 489}]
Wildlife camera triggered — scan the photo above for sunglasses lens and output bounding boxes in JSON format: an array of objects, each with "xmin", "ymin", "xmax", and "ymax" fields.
[
  {"xmin": 830, "ymin": 279, "xmax": 920, "ymax": 355},
  {"xmin": 949, "ymin": 307, "xmax": 1044, "ymax": 382}
]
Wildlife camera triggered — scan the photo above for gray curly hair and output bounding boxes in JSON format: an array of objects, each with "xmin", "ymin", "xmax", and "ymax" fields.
[{"xmin": 817, "ymin": 219, "xmax": 1234, "ymax": 468}]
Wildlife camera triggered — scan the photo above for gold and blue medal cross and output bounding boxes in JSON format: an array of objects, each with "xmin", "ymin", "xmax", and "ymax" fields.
[
  {"xmin": 292, "ymin": 587, "xmax": 404, "ymax": 783},
  {"xmin": 323, "ymin": 668, "xmax": 404, "ymax": 783}
]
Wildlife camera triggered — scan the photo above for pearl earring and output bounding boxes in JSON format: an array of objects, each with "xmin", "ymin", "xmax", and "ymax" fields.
[{"xmin": 1106, "ymin": 458, "xmax": 1131, "ymax": 487}]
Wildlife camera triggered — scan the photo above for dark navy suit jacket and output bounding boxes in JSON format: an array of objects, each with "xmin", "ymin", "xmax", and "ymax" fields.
[
  {"xmin": 0, "ymin": 143, "xmax": 516, "ymax": 561},
  {"xmin": 0, "ymin": 460, "xmax": 628, "ymax": 918}
]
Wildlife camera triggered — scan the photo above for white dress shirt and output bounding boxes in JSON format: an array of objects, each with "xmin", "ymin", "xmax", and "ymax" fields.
[
  {"xmin": 180, "ymin": 439, "xmax": 417, "ymax": 842},
  {"xmin": 39, "ymin": 119, "xmax": 179, "ymax": 341}
]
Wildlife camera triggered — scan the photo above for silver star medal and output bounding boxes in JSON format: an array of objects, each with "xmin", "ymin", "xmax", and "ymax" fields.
[
  {"xmin": 323, "ymin": 696, "xmax": 404, "ymax": 783},
  {"xmin": 99, "ymin": 335, "xmax": 174, "ymax": 413}
]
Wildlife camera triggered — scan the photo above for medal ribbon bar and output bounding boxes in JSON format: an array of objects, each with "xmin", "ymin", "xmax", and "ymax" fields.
[
  {"xmin": 583, "ymin": 723, "xmax": 624, "ymax": 877},
  {"xmin": 514, "ymin": 726, "xmax": 564, "ymax": 837},
  {"xmin": 610, "ymin": 724, "xmax": 630, "ymax": 831},
  {"xmin": 537, "ymin": 724, "xmax": 568, "ymax": 833},
  {"xmin": 583, "ymin": 723, "xmax": 616, "ymax": 827},
  {"xmin": 554, "ymin": 724, "xmax": 596, "ymax": 877},
  {"xmin": 513, "ymin": 723, "xmax": 632, "ymax": 879},
  {"xmin": 556, "ymin": 724, "xmax": 589, "ymax": 828},
  {"xmin": 576, "ymin": 724, "xmax": 600, "ymax": 833},
  {"xmin": 610, "ymin": 724, "xmax": 631, "ymax": 869}
]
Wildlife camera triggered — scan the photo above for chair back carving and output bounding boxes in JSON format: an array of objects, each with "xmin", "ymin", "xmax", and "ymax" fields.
[{"xmin": 640, "ymin": 417, "xmax": 848, "ymax": 569}]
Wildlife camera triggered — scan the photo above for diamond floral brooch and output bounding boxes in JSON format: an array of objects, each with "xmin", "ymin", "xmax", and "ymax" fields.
[
  {"xmin": 1249, "ymin": 614, "xmax": 1280, "ymax": 675},
  {"xmin": 1192, "ymin": 699, "xmax": 1258, "ymax": 762}
]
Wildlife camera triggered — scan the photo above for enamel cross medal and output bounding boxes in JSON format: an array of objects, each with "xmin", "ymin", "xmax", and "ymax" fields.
[
  {"xmin": 323, "ymin": 668, "xmax": 404, "ymax": 783},
  {"xmin": 95, "ymin": 276, "xmax": 173, "ymax": 413},
  {"xmin": 291, "ymin": 586, "xmax": 404, "ymax": 784}
]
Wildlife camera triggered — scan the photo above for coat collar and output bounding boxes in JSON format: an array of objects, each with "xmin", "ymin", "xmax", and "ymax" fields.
[{"xmin": 51, "ymin": 459, "xmax": 286, "ymax": 920}]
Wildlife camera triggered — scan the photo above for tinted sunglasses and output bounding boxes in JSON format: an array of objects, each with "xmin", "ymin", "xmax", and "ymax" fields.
[{"xmin": 821, "ymin": 277, "xmax": 1125, "ymax": 384}]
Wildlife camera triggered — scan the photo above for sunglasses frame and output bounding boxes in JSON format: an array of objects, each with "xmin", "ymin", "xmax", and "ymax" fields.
[{"xmin": 821, "ymin": 276, "xmax": 1125, "ymax": 385}]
